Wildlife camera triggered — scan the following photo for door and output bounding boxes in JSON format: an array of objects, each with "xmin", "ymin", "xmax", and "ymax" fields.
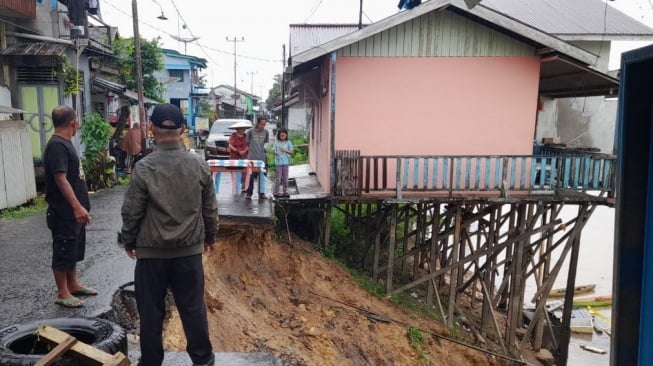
[{"xmin": 20, "ymin": 85, "xmax": 60, "ymax": 160}]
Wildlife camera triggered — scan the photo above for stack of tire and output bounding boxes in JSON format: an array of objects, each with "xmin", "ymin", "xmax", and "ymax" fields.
[{"xmin": 0, "ymin": 317, "xmax": 126, "ymax": 365}]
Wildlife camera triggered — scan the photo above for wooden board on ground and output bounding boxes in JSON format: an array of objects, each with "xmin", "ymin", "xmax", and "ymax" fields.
[{"xmin": 35, "ymin": 325, "xmax": 130, "ymax": 366}]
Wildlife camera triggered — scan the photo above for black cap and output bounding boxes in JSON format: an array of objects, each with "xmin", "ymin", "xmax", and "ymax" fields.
[{"xmin": 150, "ymin": 103, "xmax": 184, "ymax": 129}]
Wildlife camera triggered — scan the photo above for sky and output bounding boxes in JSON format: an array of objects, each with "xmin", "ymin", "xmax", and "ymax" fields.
[
  {"xmin": 94, "ymin": 0, "xmax": 653, "ymax": 101},
  {"xmin": 94, "ymin": 0, "xmax": 401, "ymax": 100}
]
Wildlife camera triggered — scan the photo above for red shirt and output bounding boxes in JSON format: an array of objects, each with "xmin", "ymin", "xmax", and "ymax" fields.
[{"xmin": 228, "ymin": 133, "xmax": 248, "ymax": 159}]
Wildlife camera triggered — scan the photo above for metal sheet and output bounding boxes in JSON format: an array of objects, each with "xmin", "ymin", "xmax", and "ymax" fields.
[
  {"xmin": 0, "ymin": 42, "xmax": 68, "ymax": 56},
  {"xmin": 0, "ymin": 105, "xmax": 26, "ymax": 113}
]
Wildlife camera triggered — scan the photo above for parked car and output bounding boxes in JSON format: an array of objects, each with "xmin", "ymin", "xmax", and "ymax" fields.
[{"xmin": 205, "ymin": 118, "xmax": 251, "ymax": 159}]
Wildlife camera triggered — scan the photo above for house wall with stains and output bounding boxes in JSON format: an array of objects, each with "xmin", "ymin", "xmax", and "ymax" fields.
[
  {"xmin": 309, "ymin": 55, "xmax": 541, "ymax": 192},
  {"xmin": 334, "ymin": 56, "xmax": 539, "ymax": 155}
]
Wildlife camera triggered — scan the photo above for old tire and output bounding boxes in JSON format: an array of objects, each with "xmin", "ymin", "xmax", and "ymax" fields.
[{"xmin": 0, "ymin": 317, "xmax": 126, "ymax": 366}]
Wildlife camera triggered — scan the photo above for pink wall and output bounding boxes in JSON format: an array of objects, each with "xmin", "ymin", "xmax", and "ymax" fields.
[
  {"xmin": 309, "ymin": 57, "xmax": 334, "ymax": 190},
  {"xmin": 311, "ymin": 56, "xmax": 541, "ymax": 192}
]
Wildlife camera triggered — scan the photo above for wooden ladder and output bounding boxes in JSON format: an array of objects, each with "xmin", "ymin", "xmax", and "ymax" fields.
[{"xmin": 34, "ymin": 325, "xmax": 130, "ymax": 366}]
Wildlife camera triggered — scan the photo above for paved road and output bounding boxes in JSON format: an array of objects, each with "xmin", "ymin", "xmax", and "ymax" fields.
[
  {"xmin": 0, "ymin": 184, "xmax": 281, "ymax": 365},
  {"xmin": 0, "ymin": 185, "xmax": 134, "ymax": 327}
]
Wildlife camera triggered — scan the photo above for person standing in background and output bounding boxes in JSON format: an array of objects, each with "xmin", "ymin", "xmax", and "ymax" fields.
[
  {"xmin": 120, "ymin": 119, "xmax": 142, "ymax": 174},
  {"xmin": 245, "ymin": 115, "xmax": 269, "ymax": 200},
  {"xmin": 43, "ymin": 105, "xmax": 96, "ymax": 308},
  {"xmin": 273, "ymin": 128, "xmax": 294, "ymax": 198},
  {"xmin": 228, "ymin": 120, "xmax": 251, "ymax": 193}
]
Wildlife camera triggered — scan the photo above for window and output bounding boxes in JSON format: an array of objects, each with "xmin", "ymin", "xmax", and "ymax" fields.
[{"xmin": 169, "ymin": 69, "xmax": 184, "ymax": 82}]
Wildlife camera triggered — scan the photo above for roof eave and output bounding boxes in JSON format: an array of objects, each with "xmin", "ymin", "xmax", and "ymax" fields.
[
  {"xmin": 292, "ymin": 0, "xmax": 598, "ymax": 67},
  {"xmin": 557, "ymin": 34, "xmax": 653, "ymax": 42}
]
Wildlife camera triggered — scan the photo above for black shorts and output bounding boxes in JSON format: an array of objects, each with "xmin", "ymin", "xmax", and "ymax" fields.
[{"xmin": 47, "ymin": 210, "xmax": 86, "ymax": 271}]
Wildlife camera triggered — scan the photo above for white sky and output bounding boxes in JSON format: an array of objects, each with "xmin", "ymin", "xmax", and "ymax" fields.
[
  {"xmin": 94, "ymin": 0, "xmax": 653, "ymax": 100},
  {"xmin": 95, "ymin": 0, "xmax": 400, "ymax": 99}
]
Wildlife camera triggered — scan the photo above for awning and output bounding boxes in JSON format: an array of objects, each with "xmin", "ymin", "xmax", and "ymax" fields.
[
  {"xmin": 1, "ymin": 43, "xmax": 68, "ymax": 56},
  {"xmin": 539, "ymin": 54, "xmax": 619, "ymax": 98},
  {"xmin": 123, "ymin": 90, "xmax": 160, "ymax": 105},
  {"xmin": 92, "ymin": 77, "xmax": 160, "ymax": 105},
  {"xmin": 92, "ymin": 77, "xmax": 125, "ymax": 93},
  {"xmin": 0, "ymin": 105, "xmax": 26, "ymax": 114}
]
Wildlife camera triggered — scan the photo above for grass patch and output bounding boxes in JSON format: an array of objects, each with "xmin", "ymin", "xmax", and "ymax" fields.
[{"xmin": 0, "ymin": 195, "xmax": 47, "ymax": 219}]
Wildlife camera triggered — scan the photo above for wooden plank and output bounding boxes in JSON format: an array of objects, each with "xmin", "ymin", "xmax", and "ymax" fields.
[
  {"xmin": 475, "ymin": 157, "xmax": 481, "ymax": 189},
  {"xmin": 583, "ymin": 156, "xmax": 591, "ymax": 189},
  {"xmin": 386, "ymin": 204, "xmax": 398, "ymax": 294},
  {"xmin": 443, "ymin": 158, "xmax": 449, "ymax": 189},
  {"xmin": 550, "ymin": 157, "xmax": 558, "ymax": 188},
  {"xmin": 413, "ymin": 157, "xmax": 419, "ymax": 189},
  {"xmin": 454, "ymin": 157, "xmax": 461, "ymax": 189},
  {"xmin": 448, "ymin": 206, "xmax": 462, "ymax": 328},
  {"xmin": 423, "ymin": 158, "xmax": 429, "ymax": 190},
  {"xmin": 592, "ymin": 159, "xmax": 601, "ymax": 189},
  {"xmin": 432, "ymin": 157, "xmax": 439, "ymax": 189},
  {"xmin": 35, "ymin": 325, "xmax": 129, "ymax": 366},
  {"xmin": 520, "ymin": 157, "xmax": 527, "ymax": 189},
  {"xmin": 35, "ymin": 335, "xmax": 77, "ymax": 366}
]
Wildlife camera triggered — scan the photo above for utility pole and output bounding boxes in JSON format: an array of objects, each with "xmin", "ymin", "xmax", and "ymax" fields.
[
  {"xmin": 359, "ymin": 0, "xmax": 363, "ymax": 29},
  {"xmin": 281, "ymin": 44, "xmax": 286, "ymax": 128},
  {"xmin": 226, "ymin": 36, "xmax": 244, "ymax": 117},
  {"xmin": 247, "ymin": 71, "xmax": 257, "ymax": 95},
  {"xmin": 132, "ymin": 0, "xmax": 147, "ymax": 154}
]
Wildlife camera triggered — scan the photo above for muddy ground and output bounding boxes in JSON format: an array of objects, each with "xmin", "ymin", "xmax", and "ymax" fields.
[{"xmin": 155, "ymin": 221, "xmax": 536, "ymax": 366}]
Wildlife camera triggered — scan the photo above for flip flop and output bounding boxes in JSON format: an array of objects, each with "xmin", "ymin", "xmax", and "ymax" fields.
[
  {"xmin": 71, "ymin": 287, "xmax": 98, "ymax": 296},
  {"xmin": 55, "ymin": 297, "xmax": 84, "ymax": 308}
]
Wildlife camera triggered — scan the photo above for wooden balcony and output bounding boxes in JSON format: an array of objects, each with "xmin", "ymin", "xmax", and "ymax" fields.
[
  {"xmin": 334, "ymin": 150, "xmax": 616, "ymax": 201},
  {"xmin": 0, "ymin": 0, "xmax": 35, "ymax": 19}
]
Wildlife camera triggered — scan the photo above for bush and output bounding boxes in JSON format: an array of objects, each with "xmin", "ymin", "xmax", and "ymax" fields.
[{"xmin": 80, "ymin": 112, "xmax": 115, "ymax": 191}]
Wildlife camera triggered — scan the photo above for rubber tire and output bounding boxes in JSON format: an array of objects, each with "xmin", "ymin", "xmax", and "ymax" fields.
[{"xmin": 0, "ymin": 317, "xmax": 127, "ymax": 366}]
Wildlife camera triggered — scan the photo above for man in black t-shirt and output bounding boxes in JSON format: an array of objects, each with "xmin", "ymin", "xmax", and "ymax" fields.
[{"xmin": 43, "ymin": 105, "xmax": 96, "ymax": 308}]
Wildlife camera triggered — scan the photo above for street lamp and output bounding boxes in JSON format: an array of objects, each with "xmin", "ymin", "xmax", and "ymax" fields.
[{"xmin": 151, "ymin": 0, "xmax": 168, "ymax": 20}]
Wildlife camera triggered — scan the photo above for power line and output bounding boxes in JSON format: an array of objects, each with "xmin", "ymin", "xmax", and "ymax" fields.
[{"xmin": 304, "ymin": 0, "xmax": 326, "ymax": 22}]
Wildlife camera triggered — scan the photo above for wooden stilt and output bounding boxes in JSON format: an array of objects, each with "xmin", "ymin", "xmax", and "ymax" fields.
[
  {"xmin": 386, "ymin": 204, "xmax": 398, "ymax": 294},
  {"xmin": 448, "ymin": 205, "xmax": 462, "ymax": 328}
]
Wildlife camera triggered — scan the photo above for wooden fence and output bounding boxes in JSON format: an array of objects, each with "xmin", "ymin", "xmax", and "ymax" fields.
[{"xmin": 334, "ymin": 151, "xmax": 616, "ymax": 198}]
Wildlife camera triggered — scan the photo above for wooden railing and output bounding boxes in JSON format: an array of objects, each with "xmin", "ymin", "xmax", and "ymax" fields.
[{"xmin": 334, "ymin": 151, "xmax": 616, "ymax": 198}]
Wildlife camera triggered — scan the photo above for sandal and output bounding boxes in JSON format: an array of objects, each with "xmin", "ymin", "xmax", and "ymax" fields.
[
  {"xmin": 55, "ymin": 297, "xmax": 84, "ymax": 308},
  {"xmin": 72, "ymin": 287, "xmax": 98, "ymax": 296}
]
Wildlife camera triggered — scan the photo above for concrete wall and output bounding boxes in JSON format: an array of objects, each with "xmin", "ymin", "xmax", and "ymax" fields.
[{"xmin": 535, "ymin": 41, "xmax": 617, "ymax": 153}]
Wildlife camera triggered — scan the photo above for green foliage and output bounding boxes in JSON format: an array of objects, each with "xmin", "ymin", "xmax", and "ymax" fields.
[
  {"xmin": 266, "ymin": 74, "xmax": 282, "ymax": 112},
  {"xmin": 112, "ymin": 37, "xmax": 165, "ymax": 102},
  {"xmin": 0, "ymin": 196, "xmax": 46, "ymax": 219},
  {"xmin": 408, "ymin": 326, "xmax": 424, "ymax": 347},
  {"xmin": 407, "ymin": 326, "xmax": 431, "ymax": 364},
  {"xmin": 80, "ymin": 112, "xmax": 115, "ymax": 191},
  {"xmin": 53, "ymin": 56, "xmax": 83, "ymax": 96},
  {"xmin": 117, "ymin": 175, "xmax": 131, "ymax": 186},
  {"xmin": 326, "ymin": 207, "xmax": 351, "ymax": 259},
  {"xmin": 265, "ymin": 133, "xmax": 309, "ymax": 176},
  {"xmin": 348, "ymin": 268, "xmax": 386, "ymax": 297},
  {"xmin": 289, "ymin": 132, "xmax": 308, "ymax": 165}
]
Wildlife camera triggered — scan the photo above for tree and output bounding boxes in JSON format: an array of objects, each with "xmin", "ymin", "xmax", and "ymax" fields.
[
  {"xmin": 111, "ymin": 37, "xmax": 165, "ymax": 140},
  {"xmin": 112, "ymin": 37, "xmax": 165, "ymax": 102},
  {"xmin": 266, "ymin": 74, "xmax": 282, "ymax": 112}
]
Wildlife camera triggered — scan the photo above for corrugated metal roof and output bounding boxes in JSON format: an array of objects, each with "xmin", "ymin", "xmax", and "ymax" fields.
[
  {"xmin": 291, "ymin": 0, "xmax": 599, "ymax": 66},
  {"xmin": 0, "ymin": 42, "xmax": 68, "ymax": 56},
  {"xmin": 482, "ymin": 0, "xmax": 653, "ymax": 38},
  {"xmin": 92, "ymin": 77, "xmax": 125, "ymax": 93},
  {"xmin": 93, "ymin": 78, "xmax": 159, "ymax": 105},
  {"xmin": 290, "ymin": 24, "xmax": 363, "ymax": 56}
]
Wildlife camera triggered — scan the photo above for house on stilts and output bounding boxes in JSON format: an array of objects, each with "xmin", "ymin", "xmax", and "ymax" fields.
[{"xmin": 268, "ymin": 0, "xmax": 651, "ymax": 364}]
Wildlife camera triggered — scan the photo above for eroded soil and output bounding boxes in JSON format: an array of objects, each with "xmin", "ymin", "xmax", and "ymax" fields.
[{"xmin": 159, "ymin": 221, "xmax": 511, "ymax": 365}]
